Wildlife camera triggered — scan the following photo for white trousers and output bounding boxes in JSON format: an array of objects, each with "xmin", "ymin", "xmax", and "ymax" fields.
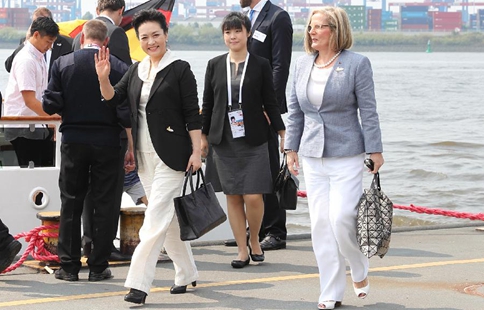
[
  {"xmin": 124, "ymin": 151, "xmax": 199, "ymax": 293},
  {"xmin": 302, "ymin": 154, "xmax": 368, "ymax": 303}
]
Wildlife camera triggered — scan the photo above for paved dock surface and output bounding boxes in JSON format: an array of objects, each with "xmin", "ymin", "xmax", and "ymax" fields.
[{"xmin": 1, "ymin": 225, "xmax": 483, "ymax": 309}]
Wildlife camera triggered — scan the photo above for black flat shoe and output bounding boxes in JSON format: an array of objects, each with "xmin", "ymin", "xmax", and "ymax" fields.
[
  {"xmin": 231, "ymin": 257, "xmax": 250, "ymax": 268},
  {"xmin": 124, "ymin": 288, "xmax": 147, "ymax": 304},
  {"xmin": 249, "ymin": 247, "xmax": 265, "ymax": 262},
  {"xmin": 88, "ymin": 268, "xmax": 113, "ymax": 282},
  {"xmin": 170, "ymin": 281, "xmax": 197, "ymax": 294},
  {"xmin": 54, "ymin": 268, "xmax": 79, "ymax": 282}
]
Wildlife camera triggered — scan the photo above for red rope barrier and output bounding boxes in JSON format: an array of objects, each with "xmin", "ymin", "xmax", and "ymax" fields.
[
  {"xmin": 1, "ymin": 224, "xmax": 60, "ymax": 274},
  {"xmin": 297, "ymin": 190, "xmax": 484, "ymax": 221}
]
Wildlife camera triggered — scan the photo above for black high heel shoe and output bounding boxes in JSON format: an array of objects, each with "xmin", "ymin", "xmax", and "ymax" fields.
[
  {"xmin": 249, "ymin": 246, "xmax": 265, "ymax": 262},
  {"xmin": 170, "ymin": 281, "xmax": 197, "ymax": 294},
  {"xmin": 231, "ymin": 257, "xmax": 250, "ymax": 268},
  {"xmin": 124, "ymin": 288, "xmax": 147, "ymax": 304}
]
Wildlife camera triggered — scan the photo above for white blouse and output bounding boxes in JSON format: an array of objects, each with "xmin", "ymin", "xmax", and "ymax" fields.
[{"xmin": 307, "ymin": 66, "xmax": 332, "ymax": 109}]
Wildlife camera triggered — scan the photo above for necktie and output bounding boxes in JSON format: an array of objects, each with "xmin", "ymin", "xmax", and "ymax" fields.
[{"xmin": 249, "ymin": 9, "xmax": 255, "ymax": 22}]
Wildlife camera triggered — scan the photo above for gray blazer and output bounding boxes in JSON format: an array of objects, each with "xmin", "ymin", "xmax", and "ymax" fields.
[{"xmin": 285, "ymin": 50, "xmax": 383, "ymax": 158}]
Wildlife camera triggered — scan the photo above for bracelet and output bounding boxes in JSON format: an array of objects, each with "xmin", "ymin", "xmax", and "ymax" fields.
[{"xmin": 284, "ymin": 149, "xmax": 297, "ymax": 154}]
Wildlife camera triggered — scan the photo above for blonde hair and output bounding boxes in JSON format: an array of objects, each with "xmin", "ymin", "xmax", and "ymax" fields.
[
  {"xmin": 83, "ymin": 19, "xmax": 108, "ymax": 42},
  {"xmin": 32, "ymin": 7, "xmax": 52, "ymax": 20},
  {"xmin": 304, "ymin": 6, "xmax": 353, "ymax": 54}
]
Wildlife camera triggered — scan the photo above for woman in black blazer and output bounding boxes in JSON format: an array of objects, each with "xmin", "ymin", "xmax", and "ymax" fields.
[
  {"xmin": 201, "ymin": 12, "xmax": 285, "ymax": 269},
  {"xmin": 95, "ymin": 9, "xmax": 201, "ymax": 305}
]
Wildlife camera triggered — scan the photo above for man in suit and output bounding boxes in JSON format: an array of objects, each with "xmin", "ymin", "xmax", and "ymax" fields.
[
  {"xmin": 72, "ymin": 0, "xmax": 133, "ymax": 262},
  {"xmin": 4, "ymin": 7, "xmax": 73, "ymax": 79},
  {"xmin": 43, "ymin": 19, "xmax": 130, "ymax": 281},
  {"xmin": 231, "ymin": 0, "xmax": 293, "ymax": 251},
  {"xmin": 72, "ymin": 0, "xmax": 131, "ymax": 66}
]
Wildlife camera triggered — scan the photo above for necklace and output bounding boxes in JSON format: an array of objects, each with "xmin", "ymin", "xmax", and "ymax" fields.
[{"xmin": 314, "ymin": 50, "xmax": 341, "ymax": 68}]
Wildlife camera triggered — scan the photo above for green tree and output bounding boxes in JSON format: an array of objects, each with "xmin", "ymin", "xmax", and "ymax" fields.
[
  {"xmin": 82, "ymin": 12, "xmax": 93, "ymax": 20},
  {"xmin": 0, "ymin": 27, "xmax": 23, "ymax": 42}
]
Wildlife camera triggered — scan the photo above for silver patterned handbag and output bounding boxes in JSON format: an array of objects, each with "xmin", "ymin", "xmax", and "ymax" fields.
[{"xmin": 356, "ymin": 160, "xmax": 393, "ymax": 259}]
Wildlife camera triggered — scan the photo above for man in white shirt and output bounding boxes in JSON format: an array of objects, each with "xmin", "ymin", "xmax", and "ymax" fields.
[{"xmin": 3, "ymin": 16, "xmax": 59, "ymax": 167}]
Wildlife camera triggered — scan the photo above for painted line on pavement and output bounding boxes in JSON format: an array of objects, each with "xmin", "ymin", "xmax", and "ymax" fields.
[{"xmin": 1, "ymin": 257, "xmax": 484, "ymax": 307}]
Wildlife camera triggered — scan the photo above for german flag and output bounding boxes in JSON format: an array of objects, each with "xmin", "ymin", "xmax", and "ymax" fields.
[{"xmin": 58, "ymin": 0, "xmax": 175, "ymax": 61}]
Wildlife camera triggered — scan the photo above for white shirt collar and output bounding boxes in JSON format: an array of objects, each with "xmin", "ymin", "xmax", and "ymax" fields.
[{"xmin": 99, "ymin": 14, "xmax": 115, "ymax": 25}]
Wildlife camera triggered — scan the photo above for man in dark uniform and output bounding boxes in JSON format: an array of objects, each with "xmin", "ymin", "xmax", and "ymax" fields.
[
  {"xmin": 72, "ymin": 0, "xmax": 133, "ymax": 261},
  {"xmin": 4, "ymin": 7, "xmax": 72, "ymax": 79},
  {"xmin": 43, "ymin": 19, "xmax": 130, "ymax": 281}
]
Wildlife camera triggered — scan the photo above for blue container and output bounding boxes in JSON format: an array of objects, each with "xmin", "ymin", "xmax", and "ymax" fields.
[
  {"xmin": 401, "ymin": 17, "xmax": 429, "ymax": 25},
  {"xmin": 401, "ymin": 6, "xmax": 429, "ymax": 12},
  {"xmin": 401, "ymin": 12, "xmax": 428, "ymax": 18}
]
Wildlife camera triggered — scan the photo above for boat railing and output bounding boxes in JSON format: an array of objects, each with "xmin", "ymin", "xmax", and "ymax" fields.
[{"xmin": 0, "ymin": 116, "xmax": 62, "ymax": 168}]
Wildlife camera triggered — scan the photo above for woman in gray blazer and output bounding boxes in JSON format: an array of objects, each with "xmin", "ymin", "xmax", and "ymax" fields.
[{"xmin": 284, "ymin": 7, "xmax": 384, "ymax": 310}]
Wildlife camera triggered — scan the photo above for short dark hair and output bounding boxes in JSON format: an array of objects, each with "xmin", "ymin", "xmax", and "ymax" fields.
[
  {"xmin": 29, "ymin": 16, "xmax": 59, "ymax": 37},
  {"xmin": 133, "ymin": 9, "xmax": 168, "ymax": 37},
  {"xmin": 221, "ymin": 12, "xmax": 251, "ymax": 34},
  {"xmin": 97, "ymin": 0, "xmax": 125, "ymax": 13}
]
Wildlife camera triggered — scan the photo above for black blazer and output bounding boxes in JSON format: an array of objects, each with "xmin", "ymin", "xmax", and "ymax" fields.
[
  {"xmin": 202, "ymin": 53, "xmax": 285, "ymax": 146},
  {"xmin": 106, "ymin": 60, "xmax": 202, "ymax": 171},
  {"xmin": 4, "ymin": 35, "xmax": 73, "ymax": 79},
  {"xmin": 248, "ymin": 1, "xmax": 293, "ymax": 114},
  {"xmin": 72, "ymin": 16, "xmax": 132, "ymax": 66}
]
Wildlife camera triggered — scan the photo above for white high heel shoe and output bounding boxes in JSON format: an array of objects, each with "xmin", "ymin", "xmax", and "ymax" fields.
[
  {"xmin": 317, "ymin": 301, "xmax": 336, "ymax": 309},
  {"xmin": 353, "ymin": 278, "xmax": 370, "ymax": 299}
]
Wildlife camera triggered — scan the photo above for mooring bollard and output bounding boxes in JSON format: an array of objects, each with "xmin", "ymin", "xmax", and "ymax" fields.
[
  {"xmin": 36, "ymin": 211, "xmax": 60, "ymax": 255},
  {"xmin": 119, "ymin": 207, "xmax": 146, "ymax": 255}
]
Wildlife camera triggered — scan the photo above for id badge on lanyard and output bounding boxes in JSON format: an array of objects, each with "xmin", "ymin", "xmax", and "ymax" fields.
[{"xmin": 226, "ymin": 53, "xmax": 249, "ymax": 139}]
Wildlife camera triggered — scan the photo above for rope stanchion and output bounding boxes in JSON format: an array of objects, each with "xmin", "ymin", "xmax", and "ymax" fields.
[
  {"xmin": 1, "ymin": 224, "xmax": 60, "ymax": 274},
  {"xmin": 297, "ymin": 190, "xmax": 484, "ymax": 222},
  {"xmin": 392, "ymin": 204, "xmax": 484, "ymax": 222}
]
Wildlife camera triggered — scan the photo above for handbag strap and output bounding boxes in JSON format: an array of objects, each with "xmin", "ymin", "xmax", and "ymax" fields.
[
  {"xmin": 182, "ymin": 167, "xmax": 207, "ymax": 196},
  {"xmin": 280, "ymin": 153, "xmax": 287, "ymax": 170},
  {"xmin": 181, "ymin": 170, "xmax": 191, "ymax": 196},
  {"xmin": 371, "ymin": 172, "xmax": 381, "ymax": 190}
]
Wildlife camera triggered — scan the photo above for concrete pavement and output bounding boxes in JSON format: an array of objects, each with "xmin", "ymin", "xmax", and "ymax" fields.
[{"xmin": 1, "ymin": 224, "xmax": 483, "ymax": 309}]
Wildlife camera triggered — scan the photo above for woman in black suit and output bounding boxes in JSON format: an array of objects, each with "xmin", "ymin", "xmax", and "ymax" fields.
[
  {"xmin": 95, "ymin": 9, "xmax": 201, "ymax": 304},
  {"xmin": 201, "ymin": 12, "xmax": 285, "ymax": 269}
]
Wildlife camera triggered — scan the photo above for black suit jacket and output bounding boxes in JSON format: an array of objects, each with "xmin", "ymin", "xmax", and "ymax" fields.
[
  {"xmin": 72, "ymin": 16, "xmax": 132, "ymax": 66},
  {"xmin": 106, "ymin": 60, "xmax": 202, "ymax": 171},
  {"xmin": 249, "ymin": 1, "xmax": 293, "ymax": 114},
  {"xmin": 202, "ymin": 53, "xmax": 285, "ymax": 146},
  {"xmin": 4, "ymin": 35, "xmax": 73, "ymax": 79}
]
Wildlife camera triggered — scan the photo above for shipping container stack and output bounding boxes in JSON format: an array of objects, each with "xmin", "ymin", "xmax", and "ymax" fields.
[
  {"xmin": 0, "ymin": 8, "xmax": 7, "ymax": 29},
  {"xmin": 429, "ymin": 11, "xmax": 462, "ymax": 32},
  {"xmin": 400, "ymin": 5, "xmax": 430, "ymax": 31},
  {"xmin": 478, "ymin": 9, "xmax": 484, "ymax": 31},
  {"xmin": 0, "ymin": 8, "xmax": 30, "ymax": 29},
  {"xmin": 367, "ymin": 8, "xmax": 382, "ymax": 31},
  {"xmin": 468, "ymin": 13, "xmax": 477, "ymax": 30},
  {"xmin": 340, "ymin": 5, "xmax": 366, "ymax": 31},
  {"xmin": 381, "ymin": 10, "xmax": 398, "ymax": 31}
]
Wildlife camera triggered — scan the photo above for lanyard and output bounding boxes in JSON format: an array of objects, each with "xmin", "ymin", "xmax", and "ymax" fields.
[{"xmin": 226, "ymin": 52, "xmax": 249, "ymax": 110}]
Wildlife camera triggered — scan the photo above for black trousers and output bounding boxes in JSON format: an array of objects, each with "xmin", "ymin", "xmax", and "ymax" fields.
[
  {"xmin": 260, "ymin": 128, "xmax": 287, "ymax": 240},
  {"xmin": 57, "ymin": 143, "xmax": 119, "ymax": 274},
  {"xmin": 10, "ymin": 135, "xmax": 54, "ymax": 168},
  {"xmin": 82, "ymin": 138, "xmax": 127, "ymax": 248},
  {"xmin": 0, "ymin": 218, "xmax": 14, "ymax": 251}
]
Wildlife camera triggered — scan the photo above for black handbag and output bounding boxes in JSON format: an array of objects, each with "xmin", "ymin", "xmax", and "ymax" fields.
[
  {"xmin": 356, "ymin": 166, "xmax": 393, "ymax": 259},
  {"xmin": 174, "ymin": 168, "xmax": 227, "ymax": 241},
  {"xmin": 273, "ymin": 154, "xmax": 299, "ymax": 210}
]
